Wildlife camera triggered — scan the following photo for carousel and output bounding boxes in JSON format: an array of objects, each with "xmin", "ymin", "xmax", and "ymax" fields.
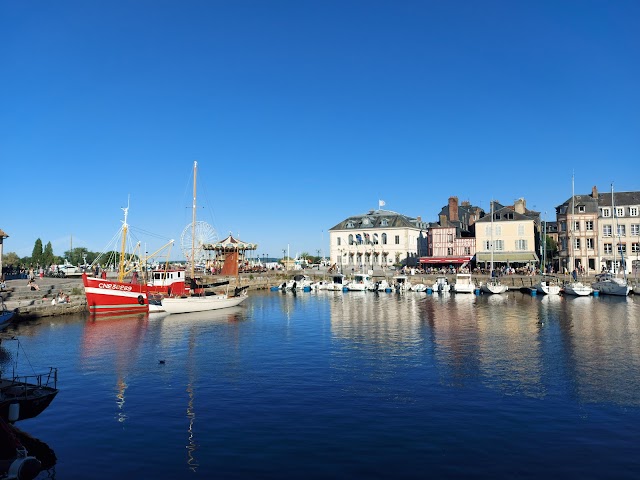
[{"xmin": 203, "ymin": 235, "xmax": 258, "ymax": 275}]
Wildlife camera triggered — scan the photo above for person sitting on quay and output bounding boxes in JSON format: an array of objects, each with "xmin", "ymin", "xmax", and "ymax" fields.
[{"xmin": 27, "ymin": 278, "xmax": 40, "ymax": 291}]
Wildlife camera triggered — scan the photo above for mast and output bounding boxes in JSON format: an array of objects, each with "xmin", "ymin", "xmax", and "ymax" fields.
[
  {"xmin": 191, "ymin": 161, "xmax": 197, "ymax": 280},
  {"xmin": 570, "ymin": 174, "xmax": 575, "ymax": 275},
  {"xmin": 118, "ymin": 196, "xmax": 130, "ymax": 282},
  {"xmin": 489, "ymin": 200, "xmax": 494, "ymax": 275}
]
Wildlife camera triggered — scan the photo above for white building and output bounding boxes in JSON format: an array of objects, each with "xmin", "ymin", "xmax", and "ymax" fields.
[{"xmin": 328, "ymin": 209, "xmax": 428, "ymax": 272}]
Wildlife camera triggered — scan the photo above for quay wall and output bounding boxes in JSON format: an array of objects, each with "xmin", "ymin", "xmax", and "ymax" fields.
[{"xmin": 1, "ymin": 271, "xmax": 611, "ymax": 320}]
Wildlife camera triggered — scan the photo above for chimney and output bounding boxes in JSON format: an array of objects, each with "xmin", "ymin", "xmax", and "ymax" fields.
[
  {"xmin": 417, "ymin": 216, "xmax": 422, "ymax": 222},
  {"xmin": 592, "ymin": 186, "xmax": 598, "ymax": 198},
  {"xmin": 514, "ymin": 198, "xmax": 526, "ymax": 214},
  {"xmin": 449, "ymin": 196, "xmax": 459, "ymax": 222},
  {"xmin": 439, "ymin": 214, "xmax": 447, "ymax": 226}
]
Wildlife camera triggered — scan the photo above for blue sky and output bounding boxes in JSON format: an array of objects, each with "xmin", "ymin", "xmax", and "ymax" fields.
[{"xmin": 2, "ymin": 1, "xmax": 639, "ymax": 261}]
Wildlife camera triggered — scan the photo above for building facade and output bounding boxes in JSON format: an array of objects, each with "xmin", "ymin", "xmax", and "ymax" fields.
[
  {"xmin": 555, "ymin": 186, "xmax": 600, "ymax": 274},
  {"xmin": 475, "ymin": 198, "xmax": 540, "ymax": 269},
  {"xmin": 328, "ymin": 209, "xmax": 428, "ymax": 271},
  {"xmin": 420, "ymin": 196, "xmax": 483, "ymax": 268}
]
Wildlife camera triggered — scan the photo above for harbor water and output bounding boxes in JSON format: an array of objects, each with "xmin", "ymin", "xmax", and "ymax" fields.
[{"xmin": 3, "ymin": 290, "xmax": 640, "ymax": 479}]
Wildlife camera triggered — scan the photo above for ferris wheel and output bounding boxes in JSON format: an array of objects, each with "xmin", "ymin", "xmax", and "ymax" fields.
[{"xmin": 180, "ymin": 221, "xmax": 218, "ymax": 267}]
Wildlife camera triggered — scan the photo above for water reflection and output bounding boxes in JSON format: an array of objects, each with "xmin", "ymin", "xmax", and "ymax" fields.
[
  {"xmin": 80, "ymin": 316, "xmax": 149, "ymax": 423},
  {"xmin": 326, "ymin": 291, "xmax": 640, "ymax": 405}
]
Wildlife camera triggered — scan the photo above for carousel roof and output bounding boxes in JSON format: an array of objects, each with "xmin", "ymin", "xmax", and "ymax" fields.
[{"xmin": 204, "ymin": 234, "xmax": 257, "ymax": 251}]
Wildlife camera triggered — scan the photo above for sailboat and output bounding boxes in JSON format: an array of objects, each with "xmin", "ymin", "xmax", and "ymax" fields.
[
  {"xmin": 592, "ymin": 184, "xmax": 631, "ymax": 296},
  {"xmin": 533, "ymin": 214, "xmax": 561, "ymax": 295},
  {"xmin": 161, "ymin": 161, "xmax": 248, "ymax": 315},
  {"xmin": 562, "ymin": 175, "xmax": 593, "ymax": 296},
  {"xmin": 481, "ymin": 200, "xmax": 508, "ymax": 294}
]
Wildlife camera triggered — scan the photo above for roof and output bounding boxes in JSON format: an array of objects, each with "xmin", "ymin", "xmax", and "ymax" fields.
[
  {"xmin": 0, "ymin": 229, "xmax": 8, "ymax": 238},
  {"xmin": 329, "ymin": 209, "xmax": 426, "ymax": 231},
  {"xmin": 596, "ymin": 190, "xmax": 640, "ymax": 207},
  {"xmin": 475, "ymin": 205, "xmax": 538, "ymax": 223},
  {"xmin": 555, "ymin": 194, "xmax": 600, "ymax": 214},
  {"xmin": 204, "ymin": 235, "xmax": 257, "ymax": 251}
]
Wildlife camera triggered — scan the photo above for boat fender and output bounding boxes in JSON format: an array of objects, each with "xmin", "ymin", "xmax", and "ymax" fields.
[
  {"xmin": 137, "ymin": 295, "xmax": 145, "ymax": 305},
  {"xmin": 8, "ymin": 403, "xmax": 20, "ymax": 423},
  {"xmin": 7, "ymin": 454, "xmax": 42, "ymax": 480}
]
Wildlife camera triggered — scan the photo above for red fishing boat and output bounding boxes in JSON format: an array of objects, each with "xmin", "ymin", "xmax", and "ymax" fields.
[{"xmin": 83, "ymin": 200, "xmax": 181, "ymax": 315}]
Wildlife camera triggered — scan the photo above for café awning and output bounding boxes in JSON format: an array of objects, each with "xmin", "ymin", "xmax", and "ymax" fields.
[
  {"xmin": 475, "ymin": 252, "xmax": 539, "ymax": 263},
  {"xmin": 419, "ymin": 256, "xmax": 473, "ymax": 264}
]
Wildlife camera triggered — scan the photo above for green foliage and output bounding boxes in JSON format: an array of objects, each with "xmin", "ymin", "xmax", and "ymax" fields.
[
  {"xmin": 2, "ymin": 252, "xmax": 20, "ymax": 266},
  {"xmin": 31, "ymin": 238, "xmax": 43, "ymax": 265},
  {"xmin": 43, "ymin": 242, "xmax": 55, "ymax": 266}
]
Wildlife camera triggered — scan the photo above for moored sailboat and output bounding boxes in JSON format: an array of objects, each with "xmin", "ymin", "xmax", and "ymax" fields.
[
  {"xmin": 480, "ymin": 201, "xmax": 508, "ymax": 294},
  {"xmin": 161, "ymin": 162, "xmax": 248, "ymax": 315},
  {"xmin": 563, "ymin": 174, "xmax": 592, "ymax": 296}
]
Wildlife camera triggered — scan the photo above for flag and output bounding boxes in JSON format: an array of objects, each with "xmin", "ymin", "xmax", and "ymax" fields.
[{"xmin": 378, "ymin": 199, "xmax": 386, "ymax": 208}]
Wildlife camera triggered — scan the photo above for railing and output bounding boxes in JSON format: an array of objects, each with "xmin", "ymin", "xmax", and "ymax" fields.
[{"xmin": 5, "ymin": 367, "xmax": 58, "ymax": 394}]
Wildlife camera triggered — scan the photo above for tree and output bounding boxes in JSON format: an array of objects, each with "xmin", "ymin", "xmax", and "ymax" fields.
[
  {"xmin": 43, "ymin": 242, "xmax": 55, "ymax": 266},
  {"xmin": 2, "ymin": 252, "xmax": 20, "ymax": 268},
  {"xmin": 31, "ymin": 238, "xmax": 43, "ymax": 266}
]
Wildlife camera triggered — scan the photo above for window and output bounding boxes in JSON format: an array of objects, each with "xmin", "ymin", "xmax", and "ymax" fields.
[
  {"xmin": 381, "ymin": 218, "xmax": 389, "ymax": 226},
  {"xmin": 395, "ymin": 235, "xmax": 400, "ymax": 245},
  {"xmin": 515, "ymin": 239, "xmax": 528, "ymax": 250},
  {"xmin": 560, "ymin": 221, "xmax": 566, "ymax": 232},
  {"xmin": 346, "ymin": 221, "xmax": 355, "ymax": 228},
  {"xmin": 631, "ymin": 224, "xmax": 639, "ymax": 236},
  {"xmin": 619, "ymin": 244, "xmax": 627, "ymax": 254},
  {"xmin": 496, "ymin": 226, "xmax": 502, "ymax": 235},
  {"xmin": 337, "ymin": 237, "xmax": 341, "ymax": 246},
  {"xmin": 373, "ymin": 233, "xmax": 379, "ymax": 244},
  {"xmin": 518, "ymin": 224, "xmax": 524, "ymax": 235},
  {"xmin": 586, "ymin": 220, "xmax": 593, "ymax": 231},
  {"xmin": 348, "ymin": 234, "xmax": 354, "ymax": 245},
  {"xmin": 573, "ymin": 221, "xmax": 580, "ymax": 231},
  {"xmin": 464, "ymin": 247, "xmax": 471, "ymax": 255},
  {"xmin": 604, "ymin": 243, "xmax": 613, "ymax": 254},
  {"xmin": 484, "ymin": 241, "xmax": 491, "ymax": 251},
  {"xmin": 382, "ymin": 233, "xmax": 387, "ymax": 245},
  {"xmin": 447, "ymin": 234, "xmax": 454, "ymax": 243},
  {"xmin": 603, "ymin": 225, "xmax": 612, "ymax": 237},
  {"xmin": 495, "ymin": 240, "xmax": 504, "ymax": 251},
  {"xmin": 617, "ymin": 225, "xmax": 626, "ymax": 237},
  {"xmin": 616, "ymin": 207, "xmax": 624, "ymax": 217},
  {"xmin": 587, "ymin": 238, "xmax": 594, "ymax": 250},
  {"xmin": 573, "ymin": 238, "xmax": 580, "ymax": 250},
  {"xmin": 601, "ymin": 208, "xmax": 611, "ymax": 217},
  {"xmin": 578, "ymin": 205, "xmax": 586, "ymax": 213},
  {"xmin": 355, "ymin": 234, "xmax": 363, "ymax": 245},
  {"xmin": 632, "ymin": 242, "xmax": 640, "ymax": 253},
  {"xmin": 447, "ymin": 247, "xmax": 453, "ymax": 255},
  {"xmin": 631, "ymin": 207, "xmax": 639, "ymax": 217}
]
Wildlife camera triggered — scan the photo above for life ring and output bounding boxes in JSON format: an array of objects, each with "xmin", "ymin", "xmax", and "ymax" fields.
[{"xmin": 137, "ymin": 295, "xmax": 145, "ymax": 305}]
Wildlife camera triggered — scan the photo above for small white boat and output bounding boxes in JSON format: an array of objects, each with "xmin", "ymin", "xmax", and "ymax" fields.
[
  {"xmin": 480, "ymin": 277, "xmax": 508, "ymax": 294},
  {"xmin": 393, "ymin": 275, "xmax": 412, "ymax": 292},
  {"xmin": 592, "ymin": 273, "xmax": 630, "ymax": 296},
  {"xmin": 410, "ymin": 283, "xmax": 428, "ymax": 292},
  {"xmin": 562, "ymin": 281, "xmax": 592, "ymax": 296},
  {"xmin": 326, "ymin": 273, "xmax": 347, "ymax": 291},
  {"xmin": 370, "ymin": 279, "xmax": 392, "ymax": 292},
  {"xmin": 162, "ymin": 291, "xmax": 248, "ymax": 314},
  {"xmin": 345, "ymin": 273, "xmax": 374, "ymax": 291},
  {"xmin": 280, "ymin": 274, "xmax": 313, "ymax": 291},
  {"xmin": 534, "ymin": 275, "xmax": 561, "ymax": 295},
  {"xmin": 433, "ymin": 276, "xmax": 451, "ymax": 293},
  {"xmin": 452, "ymin": 273, "xmax": 476, "ymax": 294}
]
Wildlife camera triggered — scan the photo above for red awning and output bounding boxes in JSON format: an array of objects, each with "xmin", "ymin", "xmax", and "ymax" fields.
[{"xmin": 419, "ymin": 256, "xmax": 472, "ymax": 264}]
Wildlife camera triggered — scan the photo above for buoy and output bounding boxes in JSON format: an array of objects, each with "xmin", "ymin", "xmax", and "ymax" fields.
[
  {"xmin": 385, "ymin": 287, "xmax": 392, "ymax": 293},
  {"xmin": 8, "ymin": 402, "xmax": 20, "ymax": 423},
  {"xmin": 159, "ymin": 360, "xmax": 165, "ymax": 364},
  {"xmin": 593, "ymin": 290, "xmax": 599, "ymax": 297},
  {"xmin": 303, "ymin": 286, "xmax": 311, "ymax": 292},
  {"xmin": 426, "ymin": 288, "xmax": 433, "ymax": 294},
  {"xmin": 270, "ymin": 286, "xmax": 279, "ymax": 291},
  {"xmin": 530, "ymin": 289, "xmax": 537, "ymax": 296}
]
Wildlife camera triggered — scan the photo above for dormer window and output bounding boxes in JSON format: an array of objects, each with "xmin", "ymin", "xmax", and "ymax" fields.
[
  {"xmin": 578, "ymin": 205, "xmax": 586, "ymax": 213},
  {"xmin": 601, "ymin": 208, "xmax": 611, "ymax": 217},
  {"xmin": 381, "ymin": 218, "xmax": 389, "ymax": 226},
  {"xmin": 362, "ymin": 218, "xmax": 370, "ymax": 226},
  {"xmin": 346, "ymin": 221, "xmax": 355, "ymax": 228}
]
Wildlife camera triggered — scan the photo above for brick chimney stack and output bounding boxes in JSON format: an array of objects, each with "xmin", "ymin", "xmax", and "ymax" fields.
[
  {"xmin": 514, "ymin": 198, "xmax": 526, "ymax": 214},
  {"xmin": 592, "ymin": 186, "xmax": 598, "ymax": 198},
  {"xmin": 449, "ymin": 196, "xmax": 459, "ymax": 222}
]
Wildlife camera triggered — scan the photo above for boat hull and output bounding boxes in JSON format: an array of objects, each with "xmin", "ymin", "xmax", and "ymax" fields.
[
  {"xmin": 563, "ymin": 282, "xmax": 592, "ymax": 296},
  {"xmin": 481, "ymin": 282, "xmax": 508, "ymax": 294},
  {"xmin": 162, "ymin": 294, "xmax": 247, "ymax": 314},
  {"xmin": 82, "ymin": 274, "xmax": 148, "ymax": 316},
  {"xmin": 592, "ymin": 282, "xmax": 630, "ymax": 296}
]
